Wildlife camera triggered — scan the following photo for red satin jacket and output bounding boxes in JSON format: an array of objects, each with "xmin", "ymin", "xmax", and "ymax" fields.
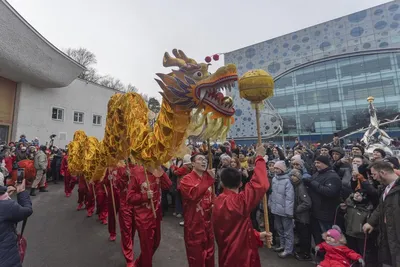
[
  {"xmin": 180, "ymin": 170, "xmax": 214, "ymax": 245},
  {"xmin": 127, "ymin": 166, "xmax": 171, "ymax": 228},
  {"xmin": 212, "ymin": 156, "xmax": 269, "ymax": 267},
  {"xmin": 173, "ymin": 165, "xmax": 191, "ymax": 190},
  {"xmin": 60, "ymin": 155, "xmax": 70, "ymax": 177},
  {"xmin": 317, "ymin": 242, "xmax": 362, "ymax": 267}
]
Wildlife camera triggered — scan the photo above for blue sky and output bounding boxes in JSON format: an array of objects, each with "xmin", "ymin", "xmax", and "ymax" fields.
[{"xmin": 9, "ymin": 0, "xmax": 390, "ymax": 97}]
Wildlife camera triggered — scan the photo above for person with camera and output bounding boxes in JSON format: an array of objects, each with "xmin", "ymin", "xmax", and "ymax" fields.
[
  {"xmin": 31, "ymin": 145, "xmax": 48, "ymax": 196},
  {"xmin": 0, "ymin": 179, "xmax": 33, "ymax": 267}
]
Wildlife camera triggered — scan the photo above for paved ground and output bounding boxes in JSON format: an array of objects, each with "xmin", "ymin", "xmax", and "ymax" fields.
[{"xmin": 21, "ymin": 184, "xmax": 313, "ymax": 267}]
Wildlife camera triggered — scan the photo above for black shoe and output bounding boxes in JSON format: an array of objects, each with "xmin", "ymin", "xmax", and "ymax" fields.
[
  {"xmin": 39, "ymin": 187, "xmax": 48, "ymax": 192},
  {"xmin": 30, "ymin": 188, "xmax": 36, "ymax": 196},
  {"xmin": 295, "ymin": 252, "xmax": 312, "ymax": 261},
  {"xmin": 273, "ymin": 247, "xmax": 284, "ymax": 252}
]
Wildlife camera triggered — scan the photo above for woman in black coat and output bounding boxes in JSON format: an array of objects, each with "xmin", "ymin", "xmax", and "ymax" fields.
[{"xmin": 0, "ymin": 180, "xmax": 33, "ymax": 267}]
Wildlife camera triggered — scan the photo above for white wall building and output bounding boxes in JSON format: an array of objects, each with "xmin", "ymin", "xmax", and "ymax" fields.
[{"xmin": 0, "ymin": 0, "xmax": 118, "ymax": 147}]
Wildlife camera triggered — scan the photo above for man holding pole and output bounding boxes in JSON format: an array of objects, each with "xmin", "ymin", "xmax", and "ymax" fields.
[
  {"xmin": 127, "ymin": 165, "xmax": 171, "ymax": 267},
  {"xmin": 212, "ymin": 144, "xmax": 272, "ymax": 267},
  {"xmin": 180, "ymin": 153, "xmax": 215, "ymax": 267},
  {"xmin": 105, "ymin": 161, "xmax": 136, "ymax": 267}
]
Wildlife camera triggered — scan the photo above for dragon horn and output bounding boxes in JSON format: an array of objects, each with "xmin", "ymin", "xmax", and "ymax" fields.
[
  {"xmin": 163, "ymin": 52, "xmax": 186, "ymax": 68},
  {"xmin": 172, "ymin": 49, "xmax": 197, "ymax": 65}
]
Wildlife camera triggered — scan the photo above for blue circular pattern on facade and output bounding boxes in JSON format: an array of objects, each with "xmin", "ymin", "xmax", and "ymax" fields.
[
  {"xmin": 259, "ymin": 60, "xmax": 265, "ymax": 65},
  {"xmin": 283, "ymin": 43, "xmax": 289, "ymax": 48},
  {"xmin": 246, "ymin": 62, "xmax": 254, "ymax": 69},
  {"xmin": 292, "ymin": 44, "xmax": 300, "ymax": 52},
  {"xmin": 389, "ymin": 4, "xmax": 399, "ymax": 12},
  {"xmin": 283, "ymin": 59, "xmax": 291, "ymax": 65},
  {"xmin": 350, "ymin": 26, "xmax": 364, "ymax": 37},
  {"xmin": 379, "ymin": 42, "xmax": 389, "ymax": 48},
  {"xmin": 247, "ymin": 117, "xmax": 252, "ymax": 121},
  {"xmin": 292, "ymin": 34, "xmax": 298, "ymax": 40},
  {"xmin": 319, "ymin": 41, "xmax": 331, "ymax": 50},
  {"xmin": 375, "ymin": 21, "xmax": 388, "ymax": 30},
  {"xmin": 273, "ymin": 48, "xmax": 279, "ymax": 54},
  {"xmin": 283, "ymin": 52, "xmax": 288, "ymax": 57},
  {"xmin": 267, "ymin": 62, "xmax": 281, "ymax": 73},
  {"xmin": 237, "ymin": 56, "xmax": 243, "ymax": 61},
  {"xmin": 394, "ymin": 14, "xmax": 400, "ymax": 21},
  {"xmin": 302, "ymin": 37, "xmax": 309, "ymax": 43},
  {"xmin": 363, "ymin": 43, "xmax": 371, "ymax": 49},
  {"xmin": 315, "ymin": 30, "xmax": 321, "ymax": 36},
  {"xmin": 235, "ymin": 109, "xmax": 242, "ymax": 116},
  {"xmin": 391, "ymin": 22, "xmax": 399, "ymax": 28},
  {"xmin": 336, "ymin": 32, "xmax": 340, "ymax": 36},
  {"xmin": 245, "ymin": 48, "xmax": 256, "ymax": 58},
  {"xmin": 348, "ymin": 10, "xmax": 367, "ymax": 22},
  {"xmin": 374, "ymin": 9, "xmax": 383, "ymax": 15}
]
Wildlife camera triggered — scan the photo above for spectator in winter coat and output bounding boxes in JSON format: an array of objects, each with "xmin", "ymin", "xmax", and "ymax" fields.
[
  {"xmin": 0, "ymin": 180, "xmax": 33, "ymax": 267},
  {"xmin": 363, "ymin": 161, "xmax": 400, "ymax": 267},
  {"xmin": 291, "ymin": 156, "xmax": 312, "ymax": 179},
  {"xmin": 303, "ymin": 155, "xmax": 342, "ymax": 245},
  {"xmin": 51, "ymin": 147, "xmax": 62, "ymax": 184},
  {"xmin": 372, "ymin": 148, "xmax": 386, "ymax": 161},
  {"xmin": 269, "ymin": 161, "xmax": 294, "ymax": 258},
  {"xmin": 31, "ymin": 145, "xmax": 48, "ymax": 196},
  {"xmin": 16, "ymin": 147, "xmax": 28, "ymax": 162},
  {"xmin": 343, "ymin": 190, "xmax": 377, "ymax": 266},
  {"xmin": 290, "ymin": 169, "xmax": 312, "ymax": 261}
]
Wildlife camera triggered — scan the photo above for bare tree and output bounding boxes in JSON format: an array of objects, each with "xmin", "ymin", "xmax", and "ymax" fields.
[
  {"xmin": 99, "ymin": 76, "xmax": 125, "ymax": 91},
  {"xmin": 65, "ymin": 47, "xmax": 102, "ymax": 82},
  {"xmin": 65, "ymin": 47, "xmax": 97, "ymax": 67},
  {"xmin": 140, "ymin": 93, "xmax": 149, "ymax": 103},
  {"xmin": 126, "ymin": 83, "xmax": 138, "ymax": 92}
]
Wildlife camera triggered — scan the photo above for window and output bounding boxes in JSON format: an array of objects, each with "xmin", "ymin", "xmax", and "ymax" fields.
[
  {"xmin": 52, "ymin": 107, "xmax": 64, "ymax": 121},
  {"xmin": 93, "ymin": 115, "xmax": 102, "ymax": 125},
  {"xmin": 73, "ymin": 112, "xmax": 84, "ymax": 123}
]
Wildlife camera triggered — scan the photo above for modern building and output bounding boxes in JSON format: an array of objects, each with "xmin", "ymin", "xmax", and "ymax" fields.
[
  {"xmin": 0, "ymin": 0, "xmax": 118, "ymax": 148},
  {"xmin": 225, "ymin": 1, "xmax": 400, "ymax": 144}
]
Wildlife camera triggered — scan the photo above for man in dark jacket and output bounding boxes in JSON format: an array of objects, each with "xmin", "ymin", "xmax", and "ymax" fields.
[
  {"xmin": 0, "ymin": 180, "xmax": 33, "ymax": 267},
  {"xmin": 304, "ymin": 155, "xmax": 342, "ymax": 245},
  {"xmin": 363, "ymin": 161, "xmax": 400, "ymax": 267},
  {"xmin": 51, "ymin": 147, "xmax": 63, "ymax": 184}
]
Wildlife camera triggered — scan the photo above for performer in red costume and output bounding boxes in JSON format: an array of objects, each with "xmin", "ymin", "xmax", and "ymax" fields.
[
  {"xmin": 106, "ymin": 161, "xmax": 136, "ymax": 267},
  {"xmin": 212, "ymin": 145, "xmax": 272, "ymax": 267},
  {"xmin": 60, "ymin": 153, "xmax": 76, "ymax": 197},
  {"xmin": 180, "ymin": 153, "xmax": 215, "ymax": 267},
  {"xmin": 127, "ymin": 165, "xmax": 171, "ymax": 267},
  {"xmin": 95, "ymin": 180, "xmax": 108, "ymax": 224},
  {"xmin": 77, "ymin": 176, "xmax": 95, "ymax": 217}
]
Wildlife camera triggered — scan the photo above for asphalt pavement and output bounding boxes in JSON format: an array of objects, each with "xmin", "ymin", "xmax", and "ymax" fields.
[{"xmin": 21, "ymin": 184, "xmax": 313, "ymax": 267}]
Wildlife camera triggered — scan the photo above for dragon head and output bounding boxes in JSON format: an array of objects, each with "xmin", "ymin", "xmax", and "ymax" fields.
[{"xmin": 155, "ymin": 49, "xmax": 237, "ymax": 118}]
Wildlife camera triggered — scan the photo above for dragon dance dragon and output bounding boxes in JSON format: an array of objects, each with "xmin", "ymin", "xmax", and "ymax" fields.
[{"xmin": 68, "ymin": 49, "xmax": 238, "ymax": 181}]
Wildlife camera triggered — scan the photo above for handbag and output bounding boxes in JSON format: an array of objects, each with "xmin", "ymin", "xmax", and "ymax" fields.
[{"xmin": 17, "ymin": 219, "xmax": 28, "ymax": 263}]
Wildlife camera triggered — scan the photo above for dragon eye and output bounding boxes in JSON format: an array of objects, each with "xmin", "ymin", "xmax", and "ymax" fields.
[{"xmin": 194, "ymin": 71, "xmax": 203, "ymax": 78}]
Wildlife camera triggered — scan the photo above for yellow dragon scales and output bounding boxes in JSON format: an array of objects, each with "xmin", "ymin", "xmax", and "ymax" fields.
[{"xmin": 68, "ymin": 49, "xmax": 238, "ymax": 181}]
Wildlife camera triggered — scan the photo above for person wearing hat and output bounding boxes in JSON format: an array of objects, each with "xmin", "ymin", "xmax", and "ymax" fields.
[
  {"xmin": 269, "ymin": 160, "xmax": 295, "ymax": 258},
  {"xmin": 16, "ymin": 146, "xmax": 28, "ymax": 162},
  {"xmin": 319, "ymin": 145, "xmax": 331, "ymax": 157},
  {"xmin": 290, "ymin": 169, "xmax": 312, "ymax": 261},
  {"xmin": 373, "ymin": 148, "xmax": 386, "ymax": 161},
  {"xmin": 0, "ymin": 179, "xmax": 33, "ymax": 267},
  {"xmin": 303, "ymin": 155, "xmax": 342, "ymax": 245},
  {"xmin": 351, "ymin": 145, "xmax": 364, "ymax": 157},
  {"xmin": 291, "ymin": 156, "xmax": 312, "ymax": 179}
]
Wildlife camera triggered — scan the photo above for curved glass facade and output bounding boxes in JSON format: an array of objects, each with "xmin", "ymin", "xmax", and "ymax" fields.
[{"xmin": 269, "ymin": 52, "xmax": 400, "ymax": 137}]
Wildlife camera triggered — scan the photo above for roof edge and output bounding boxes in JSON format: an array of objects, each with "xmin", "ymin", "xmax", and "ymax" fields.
[{"xmin": 3, "ymin": 0, "xmax": 86, "ymax": 71}]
